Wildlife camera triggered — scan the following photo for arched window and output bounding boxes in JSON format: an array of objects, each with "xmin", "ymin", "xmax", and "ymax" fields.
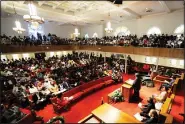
[
  {"xmin": 147, "ymin": 27, "xmax": 161, "ymax": 35},
  {"xmin": 85, "ymin": 34, "xmax": 89, "ymax": 39},
  {"xmin": 114, "ymin": 27, "xmax": 130, "ymax": 36},
  {"xmin": 174, "ymin": 24, "xmax": 184, "ymax": 37},
  {"xmin": 92, "ymin": 32, "xmax": 98, "ymax": 38}
]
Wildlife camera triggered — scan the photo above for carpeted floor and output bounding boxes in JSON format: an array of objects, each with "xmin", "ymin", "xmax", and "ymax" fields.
[{"xmin": 21, "ymin": 74, "xmax": 184, "ymax": 123}]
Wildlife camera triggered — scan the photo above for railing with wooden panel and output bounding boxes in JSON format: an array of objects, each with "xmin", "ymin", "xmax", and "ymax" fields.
[{"xmin": 0, "ymin": 45, "xmax": 184, "ymax": 59}]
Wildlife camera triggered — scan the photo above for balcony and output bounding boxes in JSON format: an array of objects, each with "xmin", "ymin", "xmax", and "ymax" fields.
[{"xmin": 0, "ymin": 45, "xmax": 184, "ymax": 59}]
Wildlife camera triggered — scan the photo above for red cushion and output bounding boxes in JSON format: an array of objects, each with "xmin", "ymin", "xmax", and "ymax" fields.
[
  {"xmin": 72, "ymin": 92, "xmax": 83, "ymax": 101},
  {"xmin": 102, "ymin": 76, "xmax": 111, "ymax": 81},
  {"xmin": 80, "ymin": 81, "xmax": 97, "ymax": 90},
  {"xmin": 93, "ymin": 83, "xmax": 104, "ymax": 89},
  {"xmin": 53, "ymin": 103, "xmax": 62, "ymax": 109},
  {"xmin": 105, "ymin": 80, "xmax": 113, "ymax": 85},
  {"xmin": 50, "ymin": 97, "xmax": 57, "ymax": 104},
  {"xmin": 63, "ymin": 86, "xmax": 81, "ymax": 97}
]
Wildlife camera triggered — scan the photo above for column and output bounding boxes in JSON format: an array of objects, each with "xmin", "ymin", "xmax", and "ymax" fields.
[
  {"xmin": 156, "ymin": 57, "xmax": 159, "ymax": 71},
  {"xmin": 125, "ymin": 54, "xmax": 127, "ymax": 73},
  {"xmin": 104, "ymin": 52, "xmax": 106, "ymax": 62}
]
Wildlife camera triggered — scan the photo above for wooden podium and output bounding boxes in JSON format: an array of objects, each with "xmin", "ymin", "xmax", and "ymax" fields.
[{"xmin": 122, "ymin": 79, "xmax": 134, "ymax": 102}]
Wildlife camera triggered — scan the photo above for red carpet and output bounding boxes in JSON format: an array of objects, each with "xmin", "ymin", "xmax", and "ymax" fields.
[
  {"xmin": 170, "ymin": 89, "xmax": 184, "ymax": 124},
  {"xmin": 21, "ymin": 74, "xmax": 184, "ymax": 123}
]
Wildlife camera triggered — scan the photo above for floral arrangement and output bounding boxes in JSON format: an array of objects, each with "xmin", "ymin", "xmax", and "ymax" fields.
[{"xmin": 111, "ymin": 90, "xmax": 124, "ymax": 103}]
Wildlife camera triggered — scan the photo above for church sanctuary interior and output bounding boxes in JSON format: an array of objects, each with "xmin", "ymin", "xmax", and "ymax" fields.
[{"xmin": 0, "ymin": 0, "xmax": 184, "ymax": 124}]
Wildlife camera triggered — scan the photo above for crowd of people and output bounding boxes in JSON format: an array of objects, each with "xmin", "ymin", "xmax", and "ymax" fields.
[
  {"xmin": 1, "ymin": 33, "xmax": 184, "ymax": 48},
  {"xmin": 1, "ymin": 50, "xmax": 183, "ymax": 123},
  {"xmin": 1, "ymin": 52, "xmax": 127, "ymax": 120}
]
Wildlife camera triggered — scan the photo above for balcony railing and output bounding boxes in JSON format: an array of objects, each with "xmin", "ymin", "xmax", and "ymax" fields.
[{"xmin": 0, "ymin": 44, "xmax": 183, "ymax": 59}]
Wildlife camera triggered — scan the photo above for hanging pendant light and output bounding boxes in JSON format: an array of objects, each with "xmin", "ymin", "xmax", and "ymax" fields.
[
  {"xmin": 74, "ymin": 28, "xmax": 80, "ymax": 37},
  {"xmin": 12, "ymin": 3, "xmax": 25, "ymax": 34},
  {"xmin": 23, "ymin": 2, "xmax": 44, "ymax": 30},
  {"xmin": 105, "ymin": 11, "xmax": 113, "ymax": 33},
  {"xmin": 73, "ymin": 16, "xmax": 80, "ymax": 37},
  {"xmin": 13, "ymin": 21, "xmax": 25, "ymax": 34}
]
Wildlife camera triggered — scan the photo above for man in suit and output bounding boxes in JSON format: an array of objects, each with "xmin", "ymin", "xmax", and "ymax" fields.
[
  {"xmin": 132, "ymin": 73, "xmax": 142, "ymax": 101},
  {"xmin": 142, "ymin": 109, "xmax": 158, "ymax": 123}
]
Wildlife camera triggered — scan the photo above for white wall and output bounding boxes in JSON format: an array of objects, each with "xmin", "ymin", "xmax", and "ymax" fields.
[
  {"xmin": 1, "ymin": 16, "xmax": 28, "ymax": 37},
  {"xmin": 1, "ymin": 10, "xmax": 183, "ymax": 38},
  {"xmin": 104, "ymin": 10, "xmax": 183, "ymax": 37},
  {"xmin": 1, "ymin": 16, "xmax": 79, "ymax": 38},
  {"xmin": 80, "ymin": 25, "xmax": 104, "ymax": 38},
  {"xmin": 137, "ymin": 10, "xmax": 184, "ymax": 37}
]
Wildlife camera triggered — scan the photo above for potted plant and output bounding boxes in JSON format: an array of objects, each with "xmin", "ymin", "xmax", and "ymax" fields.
[{"xmin": 111, "ymin": 90, "xmax": 124, "ymax": 103}]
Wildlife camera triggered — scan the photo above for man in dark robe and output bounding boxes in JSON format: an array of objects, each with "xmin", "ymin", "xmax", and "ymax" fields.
[{"xmin": 132, "ymin": 73, "xmax": 142, "ymax": 101}]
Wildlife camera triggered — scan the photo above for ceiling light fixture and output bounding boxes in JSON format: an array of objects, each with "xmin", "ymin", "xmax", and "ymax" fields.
[
  {"xmin": 105, "ymin": 11, "xmax": 113, "ymax": 33},
  {"xmin": 13, "ymin": 21, "xmax": 25, "ymax": 34},
  {"xmin": 74, "ymin": 28, "xmax": 80, "ymax": 37},
  {"xmin": 73, "ymin": 16, "xmax": 80, "ymax": 37},
  {"xmin": 23, "ymin": 2, "xmax": 44, "ymax": 30},
  {"xmin": 12, "ymin": 3, "xmax": 25, "ymax": 34}
]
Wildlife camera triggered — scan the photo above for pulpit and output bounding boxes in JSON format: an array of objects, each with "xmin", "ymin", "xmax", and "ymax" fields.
[{"xmin": 122, "ymin": 79, "xmax": 134, "ymax": 102}]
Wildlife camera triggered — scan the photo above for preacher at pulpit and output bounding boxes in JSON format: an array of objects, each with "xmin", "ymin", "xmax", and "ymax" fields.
[{"xmin": 132, "ymin": 73, "xmax": 142, "ymax": 101}]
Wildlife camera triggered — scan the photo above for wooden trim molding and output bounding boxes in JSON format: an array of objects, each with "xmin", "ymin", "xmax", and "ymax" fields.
[{"xmin": 0, "ymin": 45, "xmax": 184, "ymax": 59}]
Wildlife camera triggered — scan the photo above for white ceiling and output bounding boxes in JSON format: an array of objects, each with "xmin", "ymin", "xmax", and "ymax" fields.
[{"xmin": 1, "ymin": 1, "xmax": 184, "ymax": 26}]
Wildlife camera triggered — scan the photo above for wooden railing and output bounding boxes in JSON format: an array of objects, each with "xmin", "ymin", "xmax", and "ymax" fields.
[{"xmin": 0, "ymin": 45, "xmax": 184, "ymax": 59}]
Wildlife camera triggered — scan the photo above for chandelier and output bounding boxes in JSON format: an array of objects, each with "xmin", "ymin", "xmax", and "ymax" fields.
[
  {"xmin": 13, "ymin": 21, "xmax": 25, "ymax": 34},
  {"xmin": 12, "ymin": 3, "xmax": 25, "ymax": 34},
  {"xmin": 105, "ymin": 21, "xmax": 113, "ymax": 33},
  {"xmin": 23, "ymin": 3, "xmax": 44, "ymax": 29},
  {"xmin": 105, "ymin": 11, "xmax": 113, "ymax": 33},
  {"xmin": 74, "ymin": 28, "xmax": 80, "ymax": 37}
]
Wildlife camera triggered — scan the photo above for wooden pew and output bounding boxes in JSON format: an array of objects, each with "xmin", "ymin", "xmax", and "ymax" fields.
[
  {"xmin": 172, "ymin": 78, "xmax": 180, "ymax": 95},
  {"xmin": 160, "ymin": 97, "xmax": 172, "ymax": 114},
  {"xmin": 159, "ymin": 113, "xmax": 173, "ymax": 124},
  {"xmin": 160, "ymin": 93, "xmax": 175, "ymax": 114},
  {"xmin": 180, "ymin": 73, "xmax": 184, "ymax": 80},
  {"xmin": 153, "ymin": 75, "xmax": 171, "ymax": 85},
  {"xmin": 169, "ymin": 94, "xmax": 175, "ymax": 113},
  {"xmin": 178, "ymin": 73, "xmax": 184, "ymax": 90}
]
